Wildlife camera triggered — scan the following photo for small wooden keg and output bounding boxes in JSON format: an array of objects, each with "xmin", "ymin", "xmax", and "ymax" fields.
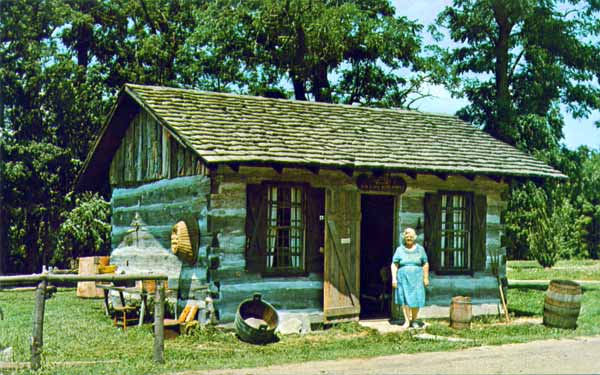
[
  {"xmin": 450, "ymin": 296, "xmax": 472, "ymax": 329},
  {"xmin": 543, "ymin": 279, "xmax": 582, "ymax": 329},
  {"xmin": 171, "ymin": 218, "xmax": 199, "ymax": 265}
]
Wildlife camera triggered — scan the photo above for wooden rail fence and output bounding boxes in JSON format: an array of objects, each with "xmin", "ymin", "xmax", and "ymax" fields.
[{"xmin": 0, "ymin": 273, "xmax": 168, "ymax": 370}]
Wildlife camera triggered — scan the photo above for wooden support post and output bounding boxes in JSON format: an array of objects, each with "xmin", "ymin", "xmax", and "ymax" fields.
[
  {"xmin": 31, "ymin": 279, "xmax": 47, "ymax": 370},
  {"xmin": 153, "ymin": 280, "xmax": 165, "ymax": 364},
  {"xmin": 499, "ymin": 282, "xmax": 510, "ymax": 323}
]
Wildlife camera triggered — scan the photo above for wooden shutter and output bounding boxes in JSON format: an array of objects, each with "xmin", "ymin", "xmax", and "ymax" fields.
[
  {"xmin": 424, "ymin": 193, "xmax": 442, "ymax": 272},
  {"xmin": 245, "ymin": 184, "xmax": 267, "ymax": 273},
  {"xmin": 323, "ymin": 188, "xmax": 360, "ymax": 322},
  {"xmin": 305, "ymin": 187, "xmax": 325, "ymax": 273},
  {"xmin": 471, "ymin": 194, "xmax": 487, "ymax": 272}
]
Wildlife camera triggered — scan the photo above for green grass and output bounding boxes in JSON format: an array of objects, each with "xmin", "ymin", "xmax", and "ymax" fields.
[
  {"xmin": 2, "ymin": 284, "xmax": 600, "ymax": 375},
  {"xmin": 507, "ymin": 259, "xmax": 600, "ymax": 281}
]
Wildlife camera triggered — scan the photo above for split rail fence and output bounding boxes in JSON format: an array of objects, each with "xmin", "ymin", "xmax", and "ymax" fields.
[{"xmin": 0, "ymin": 273, "xmax": 168, "ymax": 370}]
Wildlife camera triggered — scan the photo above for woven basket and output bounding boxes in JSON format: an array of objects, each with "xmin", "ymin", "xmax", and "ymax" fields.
[{"xmin": 171, "ymin": 219, "xmax": 199, "ymax": 264}]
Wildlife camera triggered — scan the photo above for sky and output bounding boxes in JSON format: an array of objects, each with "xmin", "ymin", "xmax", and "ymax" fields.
[{"xmin": 393, "ymin": 0, "xmax": 600, "ymax": 150}]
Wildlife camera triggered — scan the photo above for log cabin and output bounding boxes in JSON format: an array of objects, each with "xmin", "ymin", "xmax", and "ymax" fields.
[{"xmin": 77, "ymin": 84, "xmax": 565, "ymax": 324}]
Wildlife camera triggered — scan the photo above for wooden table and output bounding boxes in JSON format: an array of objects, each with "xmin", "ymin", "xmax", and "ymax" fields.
[{"xmin": 97, "ymin": 284, "xmax": 149, "ymax": 327}]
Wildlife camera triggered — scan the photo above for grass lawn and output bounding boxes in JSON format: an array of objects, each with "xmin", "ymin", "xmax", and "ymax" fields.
[
  {"xmin": 507, "ymin": 259, "xmax": 600, "ymax": 281},
  {"xmin": 2, "ymin": 282, "xmax": 600, "ymax": 375}
]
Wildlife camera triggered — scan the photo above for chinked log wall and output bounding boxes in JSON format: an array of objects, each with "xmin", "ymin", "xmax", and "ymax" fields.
[
  {"xmin": 212, "ymin": 166, "xmax": 508, "ymax": 321},
  {"xmin": 209, "ymin": 166, "xmax": 350, "ymax": 322},
  {"xmin": 398, "ymin": 174, "xmax": 507, "ymax": 305},
  {"xmin": 110, "ymin": 175, "xmax": 211, "ymax": 295}
]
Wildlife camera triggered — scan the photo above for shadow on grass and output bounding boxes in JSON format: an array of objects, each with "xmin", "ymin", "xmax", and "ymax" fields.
[
  {"xmin": 508, "ymin": 308, "xmax": 538, "ymax": 317},
  {"xmin": 510, "ymin": 284, "xmax": 548, "ymax": 292}
]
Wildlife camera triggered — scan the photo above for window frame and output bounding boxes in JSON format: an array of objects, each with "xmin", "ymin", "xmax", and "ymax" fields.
[
  {"xmin": 263, "ymin": 182, "xmax": 308, "ymax": 276},
  {"xmin": 436, "ymin": 191, "xmax": 474, "ymax": 275}
]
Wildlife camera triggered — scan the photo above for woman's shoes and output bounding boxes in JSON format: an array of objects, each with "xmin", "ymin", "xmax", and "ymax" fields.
[{"xmin": 411, "ymin": 321, "xmax": 421, "ymax": 329}]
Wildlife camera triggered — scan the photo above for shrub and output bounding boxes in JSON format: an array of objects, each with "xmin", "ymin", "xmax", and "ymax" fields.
[{"xmin": 53, "ymin": 192, "xmax": 111, "ymax": 267}]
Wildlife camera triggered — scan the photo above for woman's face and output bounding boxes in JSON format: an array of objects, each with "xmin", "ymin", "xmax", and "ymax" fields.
[{"xmin": 404, "ymin": 229, "xmax": 416, "ymax": 246}]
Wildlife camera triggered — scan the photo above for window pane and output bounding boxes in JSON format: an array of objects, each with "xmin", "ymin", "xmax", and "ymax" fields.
[
  {"xmin": 439, "ymin": 192, "xmax": 470, "ymax": 271},
  {"xmin": 266, "ymin": 185, "xmax": 304, "ymax": 272}
]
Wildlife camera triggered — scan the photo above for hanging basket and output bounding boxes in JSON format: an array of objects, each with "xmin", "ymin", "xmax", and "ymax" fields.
[{"xmin": 171, "ymin": 218, "xmax": 199, "ymax": 265}]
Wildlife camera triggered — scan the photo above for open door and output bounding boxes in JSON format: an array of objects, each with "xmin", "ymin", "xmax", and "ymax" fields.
[{"xmin": 324, "ymin": 188, "xmax": 361, "ymax": 322}]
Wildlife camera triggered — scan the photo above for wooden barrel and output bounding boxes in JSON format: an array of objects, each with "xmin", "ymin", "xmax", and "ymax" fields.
[
  {"xmin": 449, "ymin": 296, "xmax": 472, "ymax": 329},
  {"xmin": 171, "ymin": 218, "xmax": 199, "ymax": 265},
  {"xmin": 543, "ymin": 279, "xmax": 582, "ymax": 329},
  {"xmin": 234, "ymin": 294, "xmax": 279, "ymax": 344}
]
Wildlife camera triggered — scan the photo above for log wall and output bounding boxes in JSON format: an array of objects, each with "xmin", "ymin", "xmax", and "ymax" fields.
[
  {"xmin": 110, "ymin": 175, "xmax": 211, "ymax": 294},
  {"xmin": 398, "ymin": 174, "xmax": 508, "ymax": 306},
  {"xmin": 208, "ymin": 166, "xmax": 508, "ymax": 322}
]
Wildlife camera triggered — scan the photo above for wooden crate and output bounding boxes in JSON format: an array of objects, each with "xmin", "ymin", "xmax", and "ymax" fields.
[{"xmin": 77, "ymin": 256, "xmax": 111, "ymax": 298}]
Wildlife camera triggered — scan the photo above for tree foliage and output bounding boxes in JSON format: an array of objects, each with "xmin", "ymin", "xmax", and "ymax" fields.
[
  {"xmin": 195, "ymin": 0, "xmax": 434, "ymax": 106},
  {"xmin": 54, "ymin": 192, "xmax": 111, "ymax": 267},
  {"xmin": 436, "ymin": 0, "xmax": 600, "ymax": 151}
]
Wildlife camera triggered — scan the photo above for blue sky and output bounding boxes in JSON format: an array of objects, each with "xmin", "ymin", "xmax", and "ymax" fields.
[{"xmin": 393, "ymin": 0, "xmax": 600, "ymax": 150}]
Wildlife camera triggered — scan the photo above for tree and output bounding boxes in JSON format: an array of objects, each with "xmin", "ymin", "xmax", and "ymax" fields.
[
  {"xmin": 435, "ymin": 1, "xmax": 600, "ymax": 262},
  {"xmin": 195, "ymin": 0, "xmax": 429, "ymax": 106},
  {"xmin": 436, "ymin": 0, "xmax": 600, "ymax": 151}
]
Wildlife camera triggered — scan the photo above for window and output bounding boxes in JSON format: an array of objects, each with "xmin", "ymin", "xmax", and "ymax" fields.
[
  {"xmin": 440, "ymin": 192, "xmax": 472, "ymax": 272},
  {"xmin": 265, "ymin": 185, "xmax": 305, "ymax": 273}
]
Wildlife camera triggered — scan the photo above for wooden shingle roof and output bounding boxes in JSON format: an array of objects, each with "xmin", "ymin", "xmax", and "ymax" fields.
[{"xmin": 122, "ymin": 84, "xmax": 565, "ymax": 179}]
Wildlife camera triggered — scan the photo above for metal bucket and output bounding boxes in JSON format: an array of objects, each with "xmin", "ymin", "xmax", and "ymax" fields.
[{"xmin": 235, "ymin": 293, "xmax": 279, "ymax": 344}]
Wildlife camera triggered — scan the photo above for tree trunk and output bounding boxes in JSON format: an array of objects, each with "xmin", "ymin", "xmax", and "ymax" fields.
[
  {"xmin": 312, "ymin": 63, "xmax": 332, "ymax": 103},
  {"xmin": 491, "ymin": 1, "xmax": 515, "ymax": 145},
  {"xmin": 290, "ymin": 73, "xmax": 307, "ymax": 101},
  {"xmin": 290, "ymin": 21, "xmax": 307, "ymax": 101}
]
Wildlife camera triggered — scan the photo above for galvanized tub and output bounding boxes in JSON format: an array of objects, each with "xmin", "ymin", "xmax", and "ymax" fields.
[{"xmin": 235, "ymin": 293, "xmax": 279, "ymax": 344}]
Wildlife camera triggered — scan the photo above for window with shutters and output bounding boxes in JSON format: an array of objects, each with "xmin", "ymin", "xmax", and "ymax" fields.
[
  {"xmin": 439, "ymin": 192, "xmax": 472, "ymax": 272},
  {"xmin": 265, "ymin": 185, "xmax": 305, "ymax": 273}
]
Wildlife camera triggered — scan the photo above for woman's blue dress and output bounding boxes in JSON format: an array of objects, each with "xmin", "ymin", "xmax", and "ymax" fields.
[{"xmin": 392, "ymin": 244, "xmax": 428, "ymax": 308}]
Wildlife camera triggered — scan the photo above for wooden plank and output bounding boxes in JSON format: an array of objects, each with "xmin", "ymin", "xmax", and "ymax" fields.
[
  {"xmin": 162, "ymin": 129, "xmax": 169, "ymax": 179},
  {"xmin": 117, "ymin": 136, "xmax": 125, "ymax": 184},
  {"xmin": 324, "ymin": 306, "xmax": 360, "ymax": 317},
  {"xmin": 153, "ymin": 120, "xmax": 161, "ymax": 179},
  {"xmin": 177, "ymin": 144, "xmax": 185, "ymax": 176},
  {"xmin": 327, "ymin": 220, "xmax": 356, "ymax": 306},
  {"xmin": 126, "ymin": 121, "xmax": 135, "ymax": 182},
  {"xmin": 170, "ymin": 136, "xmax": 178, "ymax": 178},
  {"xmin": 136, "ymin": 115, "xmax": 143, "ymax": 181},
  {"xmin": 323, "ymin": 188, "xmax": 360, "ymax": 321}
]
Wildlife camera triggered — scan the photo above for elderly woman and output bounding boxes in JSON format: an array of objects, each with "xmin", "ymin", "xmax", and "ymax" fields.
[{"xmin": 391, "ymin": 228, "xmax": 429, "ymax": 329}]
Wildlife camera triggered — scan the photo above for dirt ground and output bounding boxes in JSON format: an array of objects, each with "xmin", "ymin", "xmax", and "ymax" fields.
[{"xmin": 174, "ymin": 335, "xmax": 600, "ymax": 375}]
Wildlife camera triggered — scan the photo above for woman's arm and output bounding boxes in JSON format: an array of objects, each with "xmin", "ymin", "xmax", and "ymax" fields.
[
  {"xmin": 423, "ymin": 262, "xmax": 430, "ymax": 286},
  {"xmin": 391, "ymin": 263, "xmax": 398, "ymax": 288}
]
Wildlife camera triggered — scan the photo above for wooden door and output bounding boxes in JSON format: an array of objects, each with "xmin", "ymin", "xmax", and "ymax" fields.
[{"xmin": 324, "ymin": 188, "xmax": 361, "ymax": 322}]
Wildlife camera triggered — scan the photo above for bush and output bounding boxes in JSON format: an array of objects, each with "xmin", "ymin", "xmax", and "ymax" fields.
[{"xmin": 53, "ymin": 192, "xmax": 111, "ymax": 267}]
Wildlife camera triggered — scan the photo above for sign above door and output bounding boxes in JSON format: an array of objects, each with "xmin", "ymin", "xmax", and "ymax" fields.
[{"xmin": 356, "ymin": 174, "xmax": 407, "ymax": 194}]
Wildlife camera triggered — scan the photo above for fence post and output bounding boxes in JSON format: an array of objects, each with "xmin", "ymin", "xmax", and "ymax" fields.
[
  {"xmin": 31, "ymin": 278, "xmax": 47, "ymax": 370},
  {"xmin": 153, "ymin": 279, "xmax": 165, "ymax": 363}
]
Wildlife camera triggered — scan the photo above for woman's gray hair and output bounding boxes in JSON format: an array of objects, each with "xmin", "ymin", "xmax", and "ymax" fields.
[{"xmin": 403, "ymin": 228, "xmax": 417, "ymax": 245}]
